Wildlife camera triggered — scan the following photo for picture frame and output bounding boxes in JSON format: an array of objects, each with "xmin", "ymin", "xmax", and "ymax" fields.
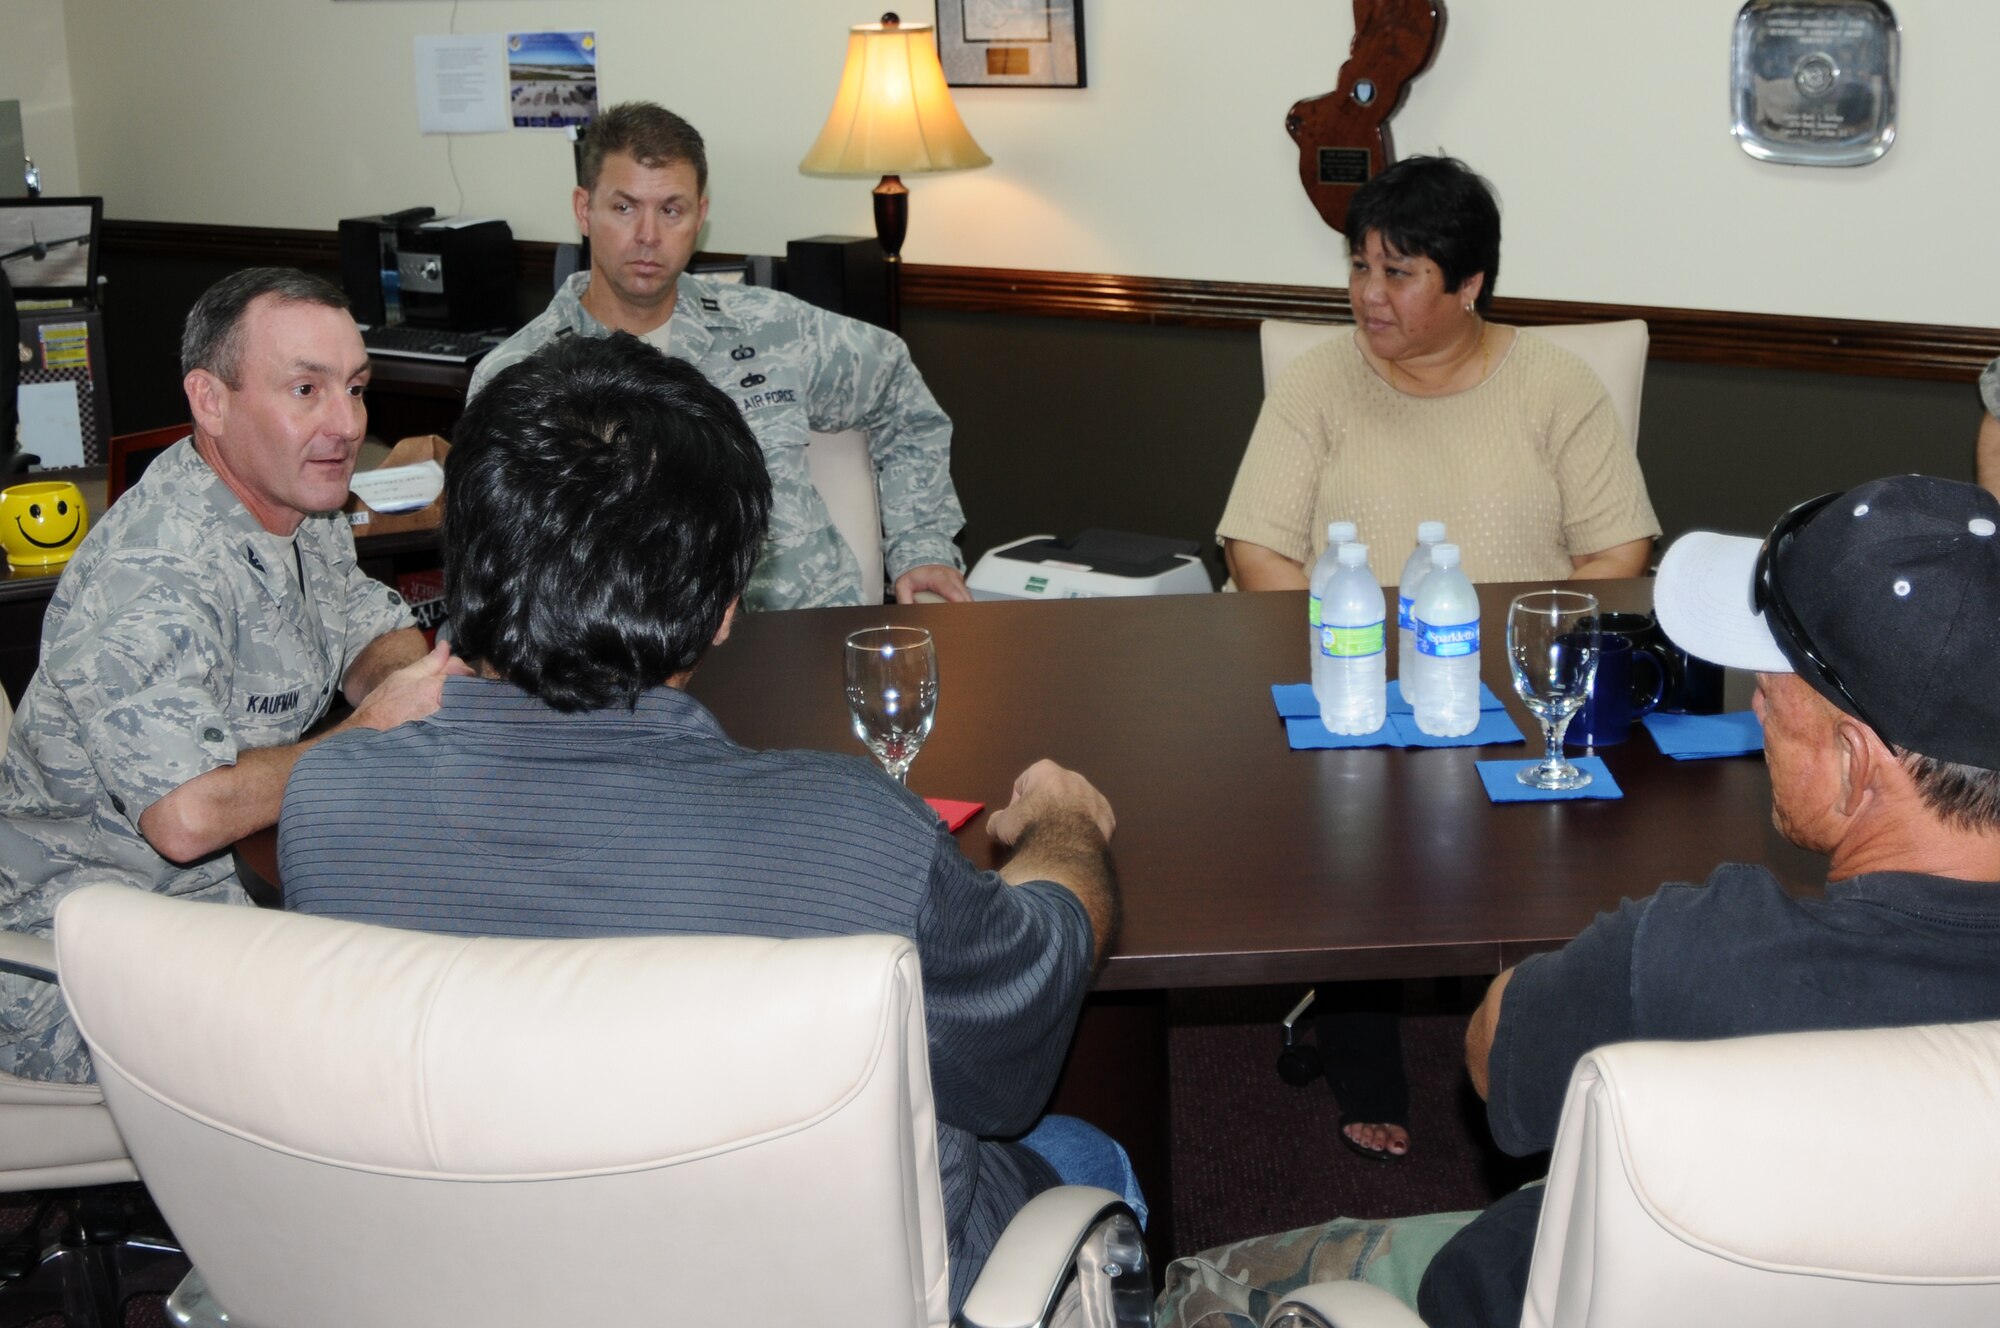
[
  {"xmin": 0, "ymin": 197, "xmax": 102, "ymax": 304},
  {"xmin": 935, "ymin": 0, "xmax": 1086, "ymax": 89}
]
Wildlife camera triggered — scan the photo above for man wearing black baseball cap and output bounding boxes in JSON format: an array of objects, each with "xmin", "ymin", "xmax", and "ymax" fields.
[
  {"xmin": 1154, "ymin": 476, "xmax": 2000, "ymax": 1328},
  {"xmin": 1411, "ymin": 475, "xmax": 2000, "ymax": 1327}
]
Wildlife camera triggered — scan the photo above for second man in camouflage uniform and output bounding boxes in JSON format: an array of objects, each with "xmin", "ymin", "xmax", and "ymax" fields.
[{"xmin": 468, "ymin": 101, "xmax": 971, "ymax": 611}]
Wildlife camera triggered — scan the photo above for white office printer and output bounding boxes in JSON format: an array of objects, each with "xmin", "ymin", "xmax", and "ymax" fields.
[{"xmin": 966, "ymin": 529, "xmax": 1214, "ymax": 601}]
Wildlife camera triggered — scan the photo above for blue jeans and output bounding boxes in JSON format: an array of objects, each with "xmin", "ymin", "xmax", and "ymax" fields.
[{"xmin": 1019, "ymin": 1114, "xmax": 1149, "ymax": 1229}]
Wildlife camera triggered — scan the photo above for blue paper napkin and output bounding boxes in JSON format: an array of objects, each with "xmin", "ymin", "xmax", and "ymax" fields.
[
  {"xmin": 1476, "ymin": 757, "xmax": 1624, "ymax": 802},
  {"xmin": 1642, "ymin": 710, "xmax": 1764, "ymax": 760},
  {"xmin": 1283, "ymin": 707, "xmax": 1525, "ymax": 751},
  {"xmin": 1271, "ymin": 680, "xmax": 1504, "ymax": 720}
]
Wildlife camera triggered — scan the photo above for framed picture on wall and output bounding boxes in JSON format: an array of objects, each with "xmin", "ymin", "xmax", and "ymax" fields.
[
  {"xmin": 935, "ymin": 0, "xmax": 1086, "ymax": 88},
  {"xmin": 0, "ymin": 197, "xmax": 101, "ymax": 304}
]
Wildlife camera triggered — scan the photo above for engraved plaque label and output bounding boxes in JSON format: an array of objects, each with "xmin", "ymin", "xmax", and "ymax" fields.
[
  {"xmin": 1318, "ymin": 147, "xmax": 1372, "ymax": 187},
  {"xmin": 985, "ymin": 48, "xmax": 1031, "ymax": 77}
]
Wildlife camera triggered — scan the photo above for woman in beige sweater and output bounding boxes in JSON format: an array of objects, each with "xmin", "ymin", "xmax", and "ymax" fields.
[
  {"xmin": 1221, "ymin": 157, "xmax": 1658, "ymax": 589},
  {"xmin": 1220, "ymin": 157, "xmax": 1660, "ymax": 1165}
]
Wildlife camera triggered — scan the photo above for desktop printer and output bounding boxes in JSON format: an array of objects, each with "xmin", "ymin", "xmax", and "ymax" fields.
[
  {"xmin": 966, "ymin": 529, "xmax": 1214, "ymax": 601},
  {"xmin": 338, "ymin": 208, "xmax": 516, "ymax": 331}
]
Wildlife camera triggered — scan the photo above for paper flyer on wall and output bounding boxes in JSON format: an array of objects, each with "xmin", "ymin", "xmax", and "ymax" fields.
[{"xmin": 413, "ymin": 34, "xmax": 508, "ymax": 135}]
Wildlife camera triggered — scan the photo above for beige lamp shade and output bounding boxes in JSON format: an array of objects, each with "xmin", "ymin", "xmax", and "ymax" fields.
[{"xmin": 800, "ymin": 21, "xmax": 992, "ymax": 177}]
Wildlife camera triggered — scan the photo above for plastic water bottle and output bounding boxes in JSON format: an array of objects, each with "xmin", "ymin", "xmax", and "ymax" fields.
[
  {"xmin": 1396, "ymin": 521, "xmax": 1447, "ymax": 709},
  {"xmin": 1411, "ymin": 543, "xmax": 1480, "ymax": 737},
  {"xmin": 1307, "ymin": 521, "xmax": 1356, "ymax": 695},
  {"xmin": 1315, "ymin": 543, "xmax": 1387, "ymax": 734}
]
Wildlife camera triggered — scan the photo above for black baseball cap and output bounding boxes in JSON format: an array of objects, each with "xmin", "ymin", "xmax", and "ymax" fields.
[{"xmin": 1655, "ymin": 475, "xmax": 2000, "ymax": 769}]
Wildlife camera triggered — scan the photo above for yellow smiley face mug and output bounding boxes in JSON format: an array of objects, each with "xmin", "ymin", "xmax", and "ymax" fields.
[{"xmin": 1, "ymin": 481, "xmax": 90, "ymax": 570}]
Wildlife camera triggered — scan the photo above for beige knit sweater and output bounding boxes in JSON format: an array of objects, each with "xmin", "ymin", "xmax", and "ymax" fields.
[{"xmin": 1218, "ymin": 328, "xmax": 1659, "ymax": 584}]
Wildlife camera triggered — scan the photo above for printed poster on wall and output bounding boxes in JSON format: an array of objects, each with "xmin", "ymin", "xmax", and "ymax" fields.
[{"xmin": 508, "ymin": 31, "xmax": 597, "ymax": 129}]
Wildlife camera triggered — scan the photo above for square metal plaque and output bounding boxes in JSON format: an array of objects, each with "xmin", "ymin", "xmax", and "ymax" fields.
[{"xmin": 1731, "ymin": 0, "xmax": 1899, "ymax": 167}]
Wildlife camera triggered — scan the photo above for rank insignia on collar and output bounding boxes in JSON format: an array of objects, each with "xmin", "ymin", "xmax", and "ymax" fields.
[
  {"xmin": 700, "ymin": 297, "xmax": 720, "ymax": 311},
  {"xmin": 244, "ymin": 547, "xmax": 265, "ymax": 573}
]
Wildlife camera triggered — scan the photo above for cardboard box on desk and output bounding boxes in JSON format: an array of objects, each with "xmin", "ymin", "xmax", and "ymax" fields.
[{"xmin": 343, "ymin": 435, "xmax": 448, "ymax": 537}]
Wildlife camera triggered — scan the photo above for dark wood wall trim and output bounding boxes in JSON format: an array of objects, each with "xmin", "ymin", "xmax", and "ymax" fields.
[
  {"xmin": 106, "ymin": 219, "xmax": 1997, "ymax": 383},
  {"xmin": 899, "ymin": 265, "xmax": 2000, "ymax": 384}
]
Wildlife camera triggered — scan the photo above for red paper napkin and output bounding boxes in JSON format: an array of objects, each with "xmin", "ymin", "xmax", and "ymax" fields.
[{"xmin": 925, "ymin": 798, "xmax": 984, "ymax": 832}]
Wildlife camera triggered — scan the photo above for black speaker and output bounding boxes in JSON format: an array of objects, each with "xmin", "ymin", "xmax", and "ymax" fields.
[{"xmin": 783, "ymin": 235, "xmax": 889, "ymax": 329}]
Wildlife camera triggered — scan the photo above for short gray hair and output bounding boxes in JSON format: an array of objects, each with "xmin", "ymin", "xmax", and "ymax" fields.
[
  {"xmin": 1897, "ymin": 747, "xmax": 2000, "ymax": 834},
  {"xmin": 180, "ymin": 267, "xmax": 349, "ymax": 386}
]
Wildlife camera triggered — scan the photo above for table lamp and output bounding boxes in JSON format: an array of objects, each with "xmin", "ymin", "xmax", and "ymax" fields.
[{"xmin": 799, "ymin": 12, "xmax": 991, "ymax": 329}]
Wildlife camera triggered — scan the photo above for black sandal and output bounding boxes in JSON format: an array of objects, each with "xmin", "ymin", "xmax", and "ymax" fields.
[{"xmin": 1318, "ymin": 991, "xmax": 1412, "ymax": 1163}]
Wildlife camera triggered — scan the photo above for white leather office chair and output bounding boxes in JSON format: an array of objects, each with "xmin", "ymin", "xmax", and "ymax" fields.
[
  {"xmin": 806, "ymin": 428, "xmax": 888, "ymax": 603},
  {"xmin": 1257, "ymin": 319, "xmax": 1650, "ymax": 452},
  {"xmin": 0, "ymin": 929, "xmax": 182, "ymax": 1328},
  {"xmin": 1263, "ymin": 1020, "xmax": 2000, "ymax": 1328},
  {"xmin": 55, "ymin": 884, "xmax": 1147, "ymax": 1328}
]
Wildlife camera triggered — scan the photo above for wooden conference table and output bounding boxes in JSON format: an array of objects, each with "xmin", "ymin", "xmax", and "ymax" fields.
[
  {"xmin": 697, "ymin": 578, "xmax": 1816, "ymax": 982},
  {"xmin": 238, "ymin": 578, "xmax": 1816, "ymax": 1255}
]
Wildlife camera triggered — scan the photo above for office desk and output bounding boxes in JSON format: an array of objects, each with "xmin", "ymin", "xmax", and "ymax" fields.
[{"xmin": 362, "ymin": 356, "xmax": 473, "ymax": 444}]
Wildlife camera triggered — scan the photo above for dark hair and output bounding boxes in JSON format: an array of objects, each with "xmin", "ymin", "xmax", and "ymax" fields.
[
  {"xmin": 180, "ymin": 267, "xmax": 350, "ymax": 385},
  {"xmin": 444, "ymin": 333, "xmax": 771, "ymax": 711},
  {"xmin": 1896, "ymin": 748, "xmax": 2000, "ymax": 835},
  {"xmin": 1345, "ymin": 156, "xmax": 1501, "ymax": 314},
  {"xmin": 580, "ymin": 102, "xmax": 708, "ymax": 195}
]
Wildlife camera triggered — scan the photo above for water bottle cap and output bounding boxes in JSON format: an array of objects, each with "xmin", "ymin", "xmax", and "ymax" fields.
[
  {"xmin": 1337, "ymin": 542, "xmax": 1369, "ymax": 566},
  {"xmin": 1417, "ymin": 521, "xmax": 1446, "ymax": 544},
  {"xmin": 1327, "ymin": 520, "xmax": 1357, "ymax": 545},
  {"xmin": 1431, "ymin": 543, "xmax": 1461, "ymax": 569}
]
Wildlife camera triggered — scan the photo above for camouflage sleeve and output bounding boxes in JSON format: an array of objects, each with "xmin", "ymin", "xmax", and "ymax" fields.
[
  {"xmin": 800, "ymin": 308, "xmax": 966, "ymax": 579},
  {"xmin": 324, "ymin": 527, "xmax": 416, "ymax": 680},
  {"xmin": 46, "ymin": 553, "xmax": 239, "ymax": 825},
  {"xmin": 1982, "ymin": 358, "xmax": 2000, "ymax": 418},
  {"xmin": 465, "ymin": 325, "xmax": 553, "ymax": 401}
]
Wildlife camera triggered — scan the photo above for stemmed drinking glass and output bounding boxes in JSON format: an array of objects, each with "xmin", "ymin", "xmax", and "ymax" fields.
[
  {"xmin": 844, "ymin": 627, "xmax": 939, "ymax": 785},
  {"xmin": 1506, "ymin": 591, "xmax": 1599, "ymax": 791}
]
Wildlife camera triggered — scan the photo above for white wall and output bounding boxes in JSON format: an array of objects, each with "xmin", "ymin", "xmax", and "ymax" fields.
[
  {"xmin": 0, "ymin": 0, "xmax": 80, "ymax": 194},
  {"xmin": 46, "ymin": 0, "xmax": 2000, "ymax": 326}
]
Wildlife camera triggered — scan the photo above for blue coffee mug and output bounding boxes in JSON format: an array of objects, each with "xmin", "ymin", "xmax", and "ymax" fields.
[
  {"xmin": 1598, "ymin": 610, "xmax": 1723, "ymax": 714},
  {"xmin": 1565, "ymin": 632, "xmax": 1665, "ymax": 748}
]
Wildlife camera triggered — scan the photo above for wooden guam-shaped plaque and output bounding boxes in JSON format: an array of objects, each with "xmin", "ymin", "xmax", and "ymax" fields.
[{"xmin": 1286, "ymin": 0, "xmax": 1446, "ymax": 235}]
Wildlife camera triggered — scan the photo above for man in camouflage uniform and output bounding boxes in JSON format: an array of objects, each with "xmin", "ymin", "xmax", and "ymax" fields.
[
  {"xmin": 0, "ymin": 268, "xmax": 457, "ymax": 1082},
  {"xmin": 468, "ymin": 101, "xmax": 970, "ymax": 611}
]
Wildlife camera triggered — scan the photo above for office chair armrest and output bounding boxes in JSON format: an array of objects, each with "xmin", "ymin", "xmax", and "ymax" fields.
[
  {"xmin": 0, "ymin": 930, "xmax": 56, "ymax": 983},
  {"xmin": 957, "ymin": 1185, "xmax": 1143, "ymax": 1328},
  {"xmin": 1261, "ymin": 1281, "xmax": 1428, "ymax": 1328}
]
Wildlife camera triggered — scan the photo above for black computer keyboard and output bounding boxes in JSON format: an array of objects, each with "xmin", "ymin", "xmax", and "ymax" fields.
[{"xmin": 361, "ymin": 325, "xmax": 500, "ymax": 364}]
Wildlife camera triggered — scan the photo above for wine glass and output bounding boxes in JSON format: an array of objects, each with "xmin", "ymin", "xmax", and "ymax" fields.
[
  {"xmin": 1506, "ymin": 591, "xmax": 1599, "ymax": 791},
  {"xmin": 844, "ymin": 627, "xmax": 939, "ymax": 785}
]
